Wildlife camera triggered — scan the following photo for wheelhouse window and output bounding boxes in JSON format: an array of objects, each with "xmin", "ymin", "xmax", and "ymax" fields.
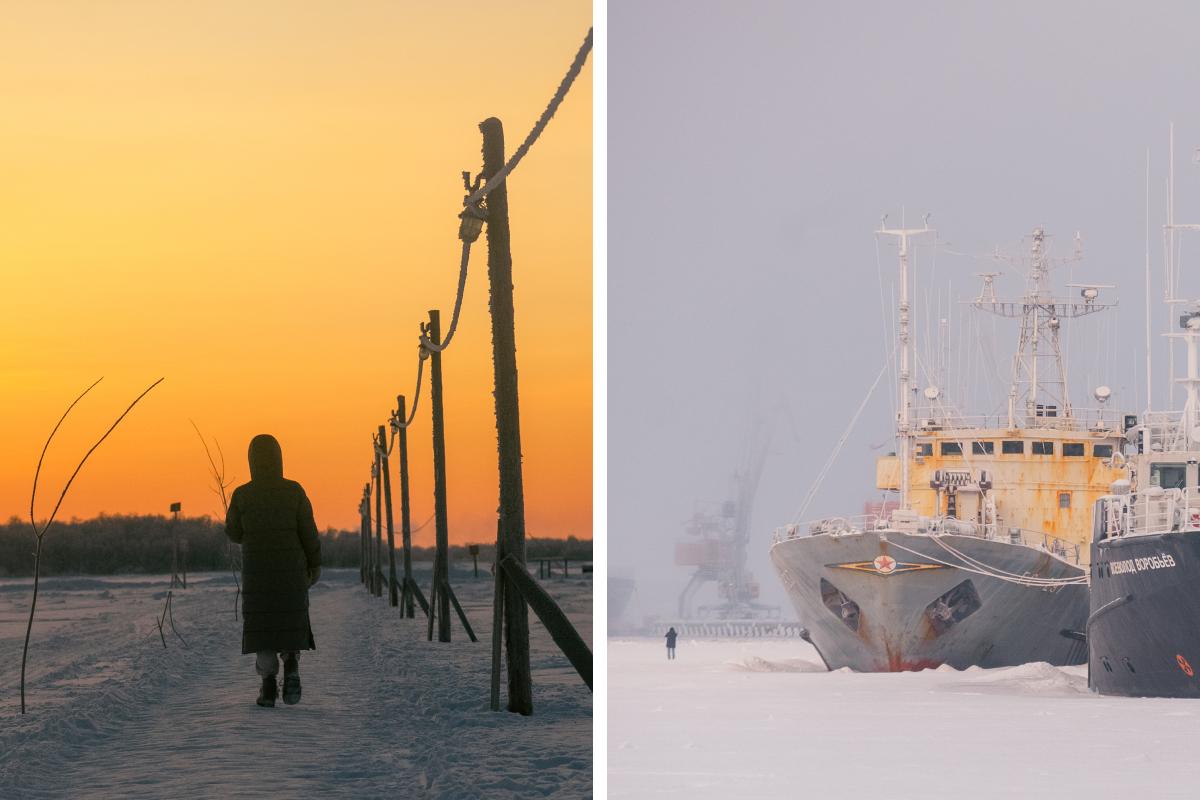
[
  {"xmin": 972, "ymin": 441, "xmax": 995, "ymax": 455},
  {"xmin": 1032, "ymin": 441, "xmax": 1054, "ymax": 455},
  {"xmin": 916, "ymin": 442, "xmax": 933, "ymax": 457},
  {"xmin": 1002, "ymin": 441, "xmax": 1025, "ymax": 455},
  {"xmin": 1062, "ymin": 443, "xmax": 1085, "ymax": 457},
  {"xmin": 941, "ymin": 442, "xmax": 963, "ymax": 456},
  {"xmin": 1150, "ymin": 463, "xmax": 1187, "ymax": 490},
  {"xmin": 1058, "ymin": 492, "xmax": 1071, "ymax": 509},
  {"xmin": 1093, "ymin": 444, "xmax": 1114, "ymax": 458}
]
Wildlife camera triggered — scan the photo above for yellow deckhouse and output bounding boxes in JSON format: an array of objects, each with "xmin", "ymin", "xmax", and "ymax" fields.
[{"xmin": 876, "ymin": 419, "xmax": 1128, "ymax": 563}]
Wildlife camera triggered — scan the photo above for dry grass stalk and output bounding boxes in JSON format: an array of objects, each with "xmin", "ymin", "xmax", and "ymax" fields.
[{"xmin": 20, "ymin": 377, "xmax": 164, "ymax": 714}]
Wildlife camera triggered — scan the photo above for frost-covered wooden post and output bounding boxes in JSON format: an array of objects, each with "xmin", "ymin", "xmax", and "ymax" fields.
[
  {"xmin": 423, "ymin": 310, "xmax": 478, "ymax": 643},
  {"xmin": 373, "ymin": 440, "xmax": 384, "ymax": 598},
  {"xmin": 379, "ymin": 423, "xmax": 400, "ymax": 607},
  {"xmin": 490, "ymin": 520, "xmax": 505, "ymax": 710},
  {"xmin": 481, "ymin": 116, "xmax": 533, "ymax": 714},
  {"xmin": 395, "ymin": 395, "xmax": 423, "ymax": 618},
  {"xmin": 426, "ymin": 309, "xmax": 453, "ymax": 641},
  {"xmin": 500, "ymin": 555, "xmax": 592, "ymax": 690},
  {"xmin": 359, "ymin": 483, "xmax": 371, "ymax": 587}
]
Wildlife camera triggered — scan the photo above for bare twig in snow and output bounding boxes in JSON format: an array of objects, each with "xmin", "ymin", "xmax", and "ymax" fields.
[
  {"xmin": 20, "ymin": 377, "xmax": 165, "ymax": 713},
  {"xmin": 189, "ymin": 420, "xmax": 240, "ymax": 618}
]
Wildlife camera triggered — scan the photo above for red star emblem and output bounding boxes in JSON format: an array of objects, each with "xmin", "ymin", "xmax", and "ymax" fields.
[{"xmin": 873, "ymin": 555, "xmax": 897, "ymax": 574}]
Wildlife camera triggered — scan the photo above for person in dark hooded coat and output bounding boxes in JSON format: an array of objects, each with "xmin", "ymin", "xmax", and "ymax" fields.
[{"xmin": 225, "ymin": 434, "xmax": 321, "ymax": 707}]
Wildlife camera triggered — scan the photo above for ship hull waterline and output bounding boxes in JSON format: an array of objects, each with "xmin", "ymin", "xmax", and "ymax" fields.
[
  {"xmin": 770, "ymin": 530, "xmax": 1089, "ymax": 672},
  {"xmin": 1090, "ymin": 531, "xmax": 1200, "ymax": 698}
]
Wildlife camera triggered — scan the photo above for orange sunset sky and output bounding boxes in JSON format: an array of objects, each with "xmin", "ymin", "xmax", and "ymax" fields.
[{"xmin": 0, "ymin": 2, "xmax": 592, "ymax": 543}]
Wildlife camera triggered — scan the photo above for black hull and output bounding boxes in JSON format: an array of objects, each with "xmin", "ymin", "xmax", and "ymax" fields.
[{"xmin": 1090, "ymin": 532, "xmax": 1200, "ymax": 697}]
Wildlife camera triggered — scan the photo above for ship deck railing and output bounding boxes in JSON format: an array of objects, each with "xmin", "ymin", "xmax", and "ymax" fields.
[
  {"xmin": 1140, "ymin": 411, "xmax": 1197, "ymax": 453},
  {"xmin": 1100, "ymin": 486, "xmax": 1200, "ymax": 538},
  {"xmin": 909, "ymin": 406, "xmax": 1123, "ymax": 434},
  {"xmin": 774, "ymin": 516, "xmax": 1085, "ymax": 564}
]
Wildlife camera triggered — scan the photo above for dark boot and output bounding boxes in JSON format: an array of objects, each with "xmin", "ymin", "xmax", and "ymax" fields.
[
  {"xmin": 282, "ymin": 654, "xmax": 301, "ymax": 705},
  {"xmin": 257, "ymin": 675, "xmax": 277, "ymax": 708}
]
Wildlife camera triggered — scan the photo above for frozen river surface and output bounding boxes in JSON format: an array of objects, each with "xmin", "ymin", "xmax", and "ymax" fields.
[{"xmin": 609, "ymin": 637, "xmax": 1200, "ymax": 799}]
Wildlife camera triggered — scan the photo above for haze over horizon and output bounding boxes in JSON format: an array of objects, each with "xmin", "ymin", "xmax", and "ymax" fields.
[{"xmin": 610, "ymin": 0, "xmax": 1200, "ymax": 617}]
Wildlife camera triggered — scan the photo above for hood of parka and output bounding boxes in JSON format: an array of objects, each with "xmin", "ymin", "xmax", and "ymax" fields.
[{"xmin": 248, "ymin": 434, "xmax": 284, "ymax": 482}]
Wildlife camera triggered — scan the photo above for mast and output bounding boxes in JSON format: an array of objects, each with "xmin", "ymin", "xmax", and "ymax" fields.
[
  {"xmin": 1146, "ymin": 148, "xmax": 1153, "ymax": 414},
  {"xmin": 1169, "ymin": 123, "xmax": 1176, "ymax": 412},
  {"xmin": 1165, "ymin": 314, "xmax": 1200, "ymax": 449},
  {"xmin": 1162, "ymin": 125, "xmax": 1200, "ymax": 415},
  {"xmin": 972, "ymin": 228, "xmax": 1112, "ymax": 429},
  {"xmin": 877, "ymin": 216, "xmax": 933, "ymax": 509}
]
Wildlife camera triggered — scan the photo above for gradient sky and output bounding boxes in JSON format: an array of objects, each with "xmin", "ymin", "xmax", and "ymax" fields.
[
  {"xmin": 611, "ymin": 0, "xmax": 1200, "ymax": 615},
  {"xmin": 1, "ymin": 1, "xmax": 592, "ymax": 542}
]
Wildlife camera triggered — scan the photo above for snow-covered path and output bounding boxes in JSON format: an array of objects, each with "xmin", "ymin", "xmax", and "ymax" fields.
[{"xmin": 1, "ymin": 568, "xmax": 592, "ymax": 798}]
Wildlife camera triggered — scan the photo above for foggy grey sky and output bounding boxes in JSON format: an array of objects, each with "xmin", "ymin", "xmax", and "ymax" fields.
[{"xmin": 609, "ymin": 1, "xmax": 1200, "ymax": 618}]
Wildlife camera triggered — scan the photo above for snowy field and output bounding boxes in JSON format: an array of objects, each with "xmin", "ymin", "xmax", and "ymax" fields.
[
  {"xmin": 1, "ymin": 567, "xmax": 592, "ymax": 798},
  {"xmin": 610, "ymin": 638, "xmax": 1200, "ymax": 799}
]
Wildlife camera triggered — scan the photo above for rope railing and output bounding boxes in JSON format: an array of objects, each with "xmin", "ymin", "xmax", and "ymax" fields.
[
  {"xmin": 386, "ymin": 26, "xmax": 593, "ymax": 439},
  {"xmin": 464, "ymin": 28, "xmax": 593, "ymax": 209},
  {"xmin": 355, "ymin": 27, "xmax": 593, "ymax": 711}
]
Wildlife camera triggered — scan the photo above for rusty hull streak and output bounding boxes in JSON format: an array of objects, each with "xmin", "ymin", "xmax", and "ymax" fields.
[{"xmin": 882, "ymin": 638, "xmax": 942, "ymax": 672}]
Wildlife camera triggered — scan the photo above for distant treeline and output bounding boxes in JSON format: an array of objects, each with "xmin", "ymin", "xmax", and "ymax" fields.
[{"xmin": 0, "ymin": 515, "xmax": 592, "ymax": 578}]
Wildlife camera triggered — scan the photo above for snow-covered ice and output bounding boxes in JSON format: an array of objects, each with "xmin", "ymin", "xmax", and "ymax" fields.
[
  {"xmin": 1, "ymin": 568, "xmax": 591, "ymax": 798},
  {"xmin": 609, "ymin": 637, "xmax": 1200, "ymax": 799}
]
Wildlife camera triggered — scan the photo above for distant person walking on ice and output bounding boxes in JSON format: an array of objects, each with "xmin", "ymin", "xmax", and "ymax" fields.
[
  {"xmin": 665, "ymin": 626, "xmax": 678, "ymax": 660},
  {"xmin": 225, "ymin": 434, "xmax": 321, "ymax": 708}
]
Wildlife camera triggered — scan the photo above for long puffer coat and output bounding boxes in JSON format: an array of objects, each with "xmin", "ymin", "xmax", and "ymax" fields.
[{"xmin": 225, "ymin": 434, "xmax": 320, "ymax": 654}]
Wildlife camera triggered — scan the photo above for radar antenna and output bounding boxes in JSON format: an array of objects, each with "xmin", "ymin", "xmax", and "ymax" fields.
[{"xmin": 970, "ymin": 228, "xmax": 1115, "ymax": 428}]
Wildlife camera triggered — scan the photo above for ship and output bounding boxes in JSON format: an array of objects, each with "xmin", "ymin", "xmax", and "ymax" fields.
[
  {"xmin": 1088, "ymin": 392, "xmax": 1200, "ymax": 696},
  {"xmin": 770, "ymin": 224, "xmax": 1128, "ymax": 671},
  {"xmin": 1088, "ymin": 143, "xmax": 1200, "ymax": 695}
]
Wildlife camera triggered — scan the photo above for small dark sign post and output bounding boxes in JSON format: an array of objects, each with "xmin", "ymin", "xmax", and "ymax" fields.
[
  {"xmin": 169, "ymin": 502, "xmax": 183, "ymax": 589},
  {"xmin": 469, "ymin": 544, "xmax": 480, "ymax": 579}
]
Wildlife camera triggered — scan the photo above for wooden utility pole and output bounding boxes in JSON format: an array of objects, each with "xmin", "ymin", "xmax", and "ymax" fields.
[
  {"xmin": 490, "ymin": 520, "xmax": 505, "ymax": 711},
  {"xmin": 396, "ymin": 395, "xmax": 420, "ymax": 618},
  {"xmin": 379, "ymin": 424, "xmax": 400, "ymax": 607},
  {"xmin": 373, "ymin": 442, "xmax": 383, "ymax": 598},
  {"xmin": 481, "ymin": 116, "xmax": 533, "ymax": 714},
  {"xmin": 426, "ymin": 310, "xmax": 452, "ymax": 642},
  {"xmin": 359, "ymin": 484, "xmax": 370, "ymax": 586}
]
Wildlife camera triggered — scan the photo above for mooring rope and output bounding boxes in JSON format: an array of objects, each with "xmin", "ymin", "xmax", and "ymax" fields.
[
  {"xmin": 790, "ymin": 347, "xmax": 896, "ymax": 524},
  {"xmin": 931, "ymin": 536, "xmax": 1081, "ymax": 584},
  {"xmin": 883, "ymin": 535, "xmax": 1088, "ymax": 587}
]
